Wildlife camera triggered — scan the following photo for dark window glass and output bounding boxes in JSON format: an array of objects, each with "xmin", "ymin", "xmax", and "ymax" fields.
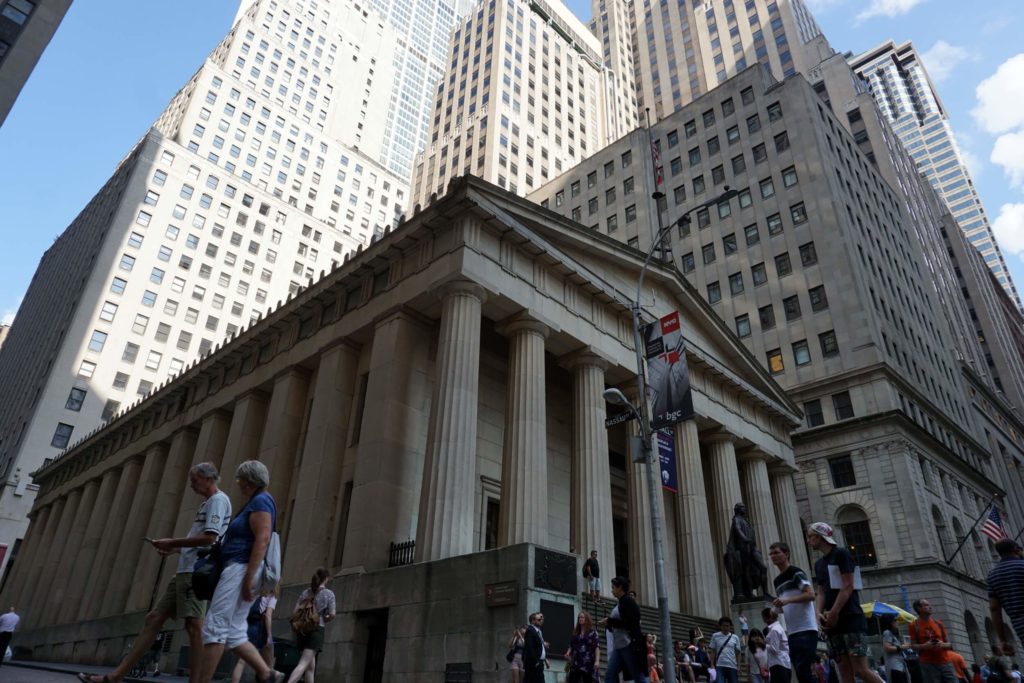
[
  {"xmin": 829, "ymin": 454, "xmax": 856, "ymax": 487},
  {"xmin": 775, "ymin": 252, "xmax": 792, "ymax": 276},
  {"xmin": 783, "ymin": 294, "xmax": 801, "ymax": 320},
  {"xmin": 759, "ymin": 304, "xmax": 775, "ymax": 330},
  {"xmin": 804, "ymin": 399, "xmax": 824, "ymax": 427},
  {"xmin": 832, "ymin": 391, "xmax": 854, "ymax": 419},
  {"xmin": 819, "ymin": 330, "xmax": 839, "ymax": 356}
]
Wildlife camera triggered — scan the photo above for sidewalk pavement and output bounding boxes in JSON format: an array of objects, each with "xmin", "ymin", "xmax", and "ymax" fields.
[{"xmin": 4, "ymin": 660, "xmax": 192, "ymax": 683}]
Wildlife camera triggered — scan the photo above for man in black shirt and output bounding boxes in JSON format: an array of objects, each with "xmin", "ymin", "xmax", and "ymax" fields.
[
  {"xmin": 807, "ymin": 522, "xmax": 883, "ymax": 683},
  {"xmin": 583, "ymin": 550, "xmax": 601, "ymax": 600}
]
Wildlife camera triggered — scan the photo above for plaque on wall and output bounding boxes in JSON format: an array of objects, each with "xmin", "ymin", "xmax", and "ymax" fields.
[
  {"xmin": 534, "ymin": 548, "xmax": 577, "ymax": 595},
  {"xmin": 485, "ymin": 581, "xmax": 518, "ymax": 607}
]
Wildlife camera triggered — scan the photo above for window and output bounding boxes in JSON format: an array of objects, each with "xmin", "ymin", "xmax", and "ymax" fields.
[
  {"xmin": 712, "ymin": 166, "xmax": 726, "ymax": 186},
  {"xmin": 819, "ymin": 330, "xmax": 839, "ymax": 357},
  {"xmin": 137, "ymin": 380, "xmax": 154, "ymax": 397},
  {"xmin": 698, "ymin": 208, "xmax": 711, "ymax": 229},
  {"xmin": 112, "ymin": 371, "xmax": 130, "ymax": 390},
  {"xmin": 793, "ymin": 339, "xmax": 811, "ymax": 366},
  {"xmin": 791, "ymin": 202, "xmax": 808, "ymax": 224},
  {"xmin": 571, "ymin": 180, "xmax": 581, "ymax": 197},
  {"xmin": 132, "ymin": 313, "xmax": 150, "ymax": 335},
  {"xmin": 136, "ymin": 210, "xmax": 152, "ymax": 227},
  {"xmin": 809, "ymin": 285, "xmax": 828, "ymax": 311},
  {"xmin": 783, "ymin": 295, "xmax": 801, "ymax": 320},
  {"xmin": 78, "ymin": 360, "xmax": 97, "ymax": 379},
  {"xmin": 587, "ymin": 171, "xmax": 597, "ymax": 188},
  {"xmin": 51, "ymin": 423, "xmax": 74, "ymax": 449},
  {"xmin": 99, "ymin": 301, "xmax": 118, "ymax": 322},
  {"xmin": 118, "ymin": 254, "xmax": 136, "ymax": 272},
  {"xmin": 707, "ymin": 281, "xmax": 721, "ymax": 304},
  {"xmin": 775, "ymin": 252, "xmax": 792, "ymax": 276},
  {"xmin": 689, "ymin": 147, "xmax": 701, "ymax": 166},
  {"xmin": 744, "ymin": 224, "xmax": 759, "ymax": 246},
  {"xmin": 155, "ymin": 323, "xmax": 171, "ymax": 343},
  {"xmin": 767, "ymin": 348, "xmax": 784, "ymax": 374},
  {"xmin": 774, "ymin": 131, "xmax": 790, "ymax": 152},
  {"xmin": 726, "ymin": 126, "xmax": 740, "ymax": 144},
  {"xmin": 832, "ymin": 391, "xmax": 854, "ymax": 419},
  {"xmin": 110, "ymin": 277, "xmax": 127, "ymax": 295},
  {"xmin": 838, "ymin": 507, "xmax": 877, "ymax": 566},
  {"xmin": 782, "ymin": 166, "xmax": 798, "ymax": 187},
  {"xmin": 607, "ymin": 214, "xmax": 618, "ymax": 232},
  {"xmin": 65, "ymin": 387, "xmax": 87, "ymax": 412},
  {"xmin": 150, "ymin": 267, "xmax": 165, "ymax": 284},
  {"xmin": 741, "ymin": 87, "xmax": 755, "ymax": 106},
  {"xmin": 759, "ymin": 304, "xmax": 776, "ymax": 330},
  {"xmin": 804, "ymin": 399, "xmax": 824, "ymax": 427},
  {"xmin": 722, "ymin": 98, "xmax": 735, "ymax": 117},
  {"xmin": 122, "ymin": 342, "xmax": 140, "ymax": 363},
  {"xmin": 708, "ymin": 137, "xmax": 721, "ymax": 156},
  {"xmin": 127, "ymin": 232, "xmax": 144, "ymax": 248},
  {"xmin": 728, "ymin": 272, "xmax": 744, "ymax": 295},
  {"xmin": 747, "ymin": 114, "xmax": 761, "ymax": 134},
  {"xmin": 759, "ymin": 177, "xmax": 775, "ymax": 199},
  {"xmin": 732, "ymin": 155, "xmax": 746, "ymax": 175},
  {"xmin": 767, "ymin": 213, "xmax": 783, "ymax": 236},
  {"xmin": 101, "ymin": 400, "xmax": 121, "ymax": 422},
  {"xmin": 685, "ymin": 120, "xmax": 697, "ymax": 138},
  {"xmin": 767, "ymin": 102, "xmax": 783, "ymax": 122},
  {"xmin": 158, "ymin": 246, "xmax": 172, "ymax": 262},
  {"xmin": 751, "ymin": 262, "xmax": 768, "ymax": 286},
  {"xmin": 703, "ymin": 109, "xmax": 715, "ymax": 127},
  {"xmin": 177, "ymin": 330, "xmax": 193, "ymax": 351},
  {"xmin": 625, "ymin": 205, "xmax": 637, "ymax": 223},
  {"xmin": 88, "ymin": 330, "xmax": 107, "ymax": 352},
  {"xmin": 681, "ymin": 252, "xmax": 695, "ymax": 273},
  {"xmin": 753, "ymin": 143, "xmax": 767, "ymax": 164},
  {"xmin": 145, "ymin": 351, "xmax": 163, "ymax": 371},
  {"xmin": 693, "ymin": 175, "xmax": 706, "ymax": 195},
  {"xmin": 723, "ymin": 233, "xmax": 737, "ymax": 254},
  {"xmin": 702, "ymin": 243, "xmax": 716, "ymax": 264},
  {"xmin": 588, "ymin": 197, "xmax": 599, "ymax": 215},
  {"xmin": 735, "ymin": 314, "xmax": 751, "ymax": 338}
]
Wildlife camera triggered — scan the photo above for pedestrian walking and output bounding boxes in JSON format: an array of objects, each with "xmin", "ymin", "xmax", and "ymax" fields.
[
  {"xmin": 286, "ymin": 567, "xmax": 336, "ymax": 683},
  {"xmin": 762, "ymin": 608, "xmax": 791, "ymax": 683},
  {"xmin": 710, "ymin": 616, "xmax": 743, "ymax": 683},
  {"xmin": 748, "ymin": 630, "xmax": 769, "ymax": 683},
  {"xmin": 908, "ymin": 599, "xmax": 957, "ymax": 683},
  {"xmin": 197, "ymin": 460, "xmax": 281, "ymax": 683},
  {"xmin": 880, "ymin": 616, "xmax": 910, "ymax": 683},
  {"xmin": 0, "ymin": 606, "xmax": 19, "ymax": 666},
  {"xmin": 78, "ymin": 462, "xmax": 231, "ymax": 683},
  {"xmin": 806, "ymin": 521, "xmax": 883, "ymax": 683},
  {"xmin": 584, "ymin": 551, "xmax": 602, "ymax": 600},
  {"xmin": 508, "ymin": 625, "xmax": 527, "ymax": 683},
  {"xmin": 769, "ymin": 541, "xmax": 818, "ymax": 683},
  {"xmin": 987, "ymin": 539, "xmax": 1024, "ymax": 655},
  {"xmin": 231, "ymin": 587, "xmax": 278, "ymax": 683},
  {"xmin": 601, "ymin": 576, "xmax": 649, "ymax": 683},
  {"xmin": 524, "ymin": 612, "xmax": 548, "ymax": 683},
  {"xmin": 566, "ymin": 610, "xmax": 600, "ymax": 682}
]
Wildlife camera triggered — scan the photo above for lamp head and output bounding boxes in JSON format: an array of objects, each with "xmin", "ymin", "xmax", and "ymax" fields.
[{"xmin": 602, "ymin": 388, "xmax": 631, "ymax": 407}]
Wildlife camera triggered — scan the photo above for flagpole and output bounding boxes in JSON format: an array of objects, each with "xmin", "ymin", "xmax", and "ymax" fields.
[
  {"xmin": 945, "ymin": 495, "xmax": 999, "ymax": 565},
  {"xmin": 644, "ymin": 108, "xmax": 667, "ymax": 259}
]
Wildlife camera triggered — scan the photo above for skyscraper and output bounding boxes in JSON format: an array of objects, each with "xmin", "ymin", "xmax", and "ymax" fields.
[
  {"xmin": 0, "ymin": 0, "xmax": 410, "ymax": 576},
  {"xmin": 851, "ymin": 40, "xmax": 1022, "ymax": 311},
  {"xmin": 0, "ymin": 0, "xmax": 72, "ymax": 126},
  {"xmin": 411, "ymin": 0, "xmax": 619, "ymax": 206}
]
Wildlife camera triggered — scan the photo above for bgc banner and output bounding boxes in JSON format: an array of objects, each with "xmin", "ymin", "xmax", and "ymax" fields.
[{"xmin": 642, "ymin": 311, "xmax": 694, "ymax": 429}]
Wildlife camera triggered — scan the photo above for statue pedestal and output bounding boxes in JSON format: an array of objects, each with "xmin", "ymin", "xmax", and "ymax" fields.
[{"xmin": 730, "ymin": 597, "xmax": 773, "ymax": 642}]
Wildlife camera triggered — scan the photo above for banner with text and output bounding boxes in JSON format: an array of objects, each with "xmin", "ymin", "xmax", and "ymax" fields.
[
  {"xmin": 657, "ymin": 430, "xmax": 678, "ymax": 492},
  {"xmin": 642, "ymin": 311, "xmax": 694, "ymax": 429}
]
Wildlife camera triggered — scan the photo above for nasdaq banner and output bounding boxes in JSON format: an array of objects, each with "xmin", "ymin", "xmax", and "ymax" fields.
[
  {"xmin": 642, "ymin": 311, "xmax": 694, "ymax": 429},
  {"xmin": 657, "ymin": 430, "xmax": 678, "ymax": 492}
]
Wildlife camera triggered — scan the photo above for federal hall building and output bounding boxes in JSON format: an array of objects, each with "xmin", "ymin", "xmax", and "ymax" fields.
[{"xmin": 1, "ymin": 176, "xmax": 810, "ymax": 680}]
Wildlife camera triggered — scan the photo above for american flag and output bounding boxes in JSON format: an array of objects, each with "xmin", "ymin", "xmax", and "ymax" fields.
[
  {"xmin": 981, "ymin": 504, "xmax": 1008, "ymax": 542},
  {"xmin": 651, "ymin": 138, "xmax": 663, "ymax": 189}
]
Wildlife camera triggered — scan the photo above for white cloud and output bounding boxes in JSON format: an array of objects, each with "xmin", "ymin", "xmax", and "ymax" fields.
[
  {"xmin": 972, "ymin": 54, "xmax": 1024, "ymax": 134},
  {"xmin": 920, "ymin": 41, "xmax": 972, "ymax": 83},
  {"xmin": 992, "ymin": 203, "xmax": 1024, "ymax": 258},
  {"xmin": 0, "ymin": 310, "xmax": 13, "ymax": 326},
  {"xmin": 990, "ymin": 131, "xmax": 1024, "ymax": 188},
  {"xmin": 856, "ymin": 0, "xmax": 925, "ymax": 22}
]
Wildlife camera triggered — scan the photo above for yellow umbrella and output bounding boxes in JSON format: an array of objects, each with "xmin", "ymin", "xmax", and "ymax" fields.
[{"xmin": 861, "ymin": 601, "xmax": 917, "ymax": 624}]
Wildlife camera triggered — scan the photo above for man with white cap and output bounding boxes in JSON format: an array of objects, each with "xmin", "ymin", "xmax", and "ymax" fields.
[{"xmin": 806, "ymin": 522, "xmax": 882, "ymax": 683}]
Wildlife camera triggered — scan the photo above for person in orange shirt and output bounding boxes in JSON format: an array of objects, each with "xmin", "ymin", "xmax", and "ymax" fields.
[
  {"xmin": 948, "ymin": 651, "xmax": 969, "ymax": 683},
  {"xmin": 908, "ymin": 599, "xmax": 957, "ymax": 683}
]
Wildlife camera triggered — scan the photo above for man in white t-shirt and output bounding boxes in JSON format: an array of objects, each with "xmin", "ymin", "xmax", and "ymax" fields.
[
  {"xmin": 0, "ymin": 606, "xmax": 20, "ymax": 665},
  {"xmin": 770, "ymin": 541, "xmax": 818, "ymax": 683},
  {"xmin": 79, "ymin": 462, "xmax": 231, "ymax": 683},
  {"xmin": 763, "ymin": 607, "xmax": 792, "ymax": 683}
]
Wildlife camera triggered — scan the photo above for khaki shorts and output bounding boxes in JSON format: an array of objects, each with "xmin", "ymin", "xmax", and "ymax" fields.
[{"xmin": 154, "ymin": 572, "xmax": 206, "ymax": 620}]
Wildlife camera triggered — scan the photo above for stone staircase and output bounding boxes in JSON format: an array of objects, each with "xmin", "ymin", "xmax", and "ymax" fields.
[{"xmin": 581, "ymin": 594, "xmax": 719, "ymax": 662}]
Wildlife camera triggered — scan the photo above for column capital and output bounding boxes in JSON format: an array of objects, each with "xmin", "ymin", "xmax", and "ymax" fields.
[
  {"xmin": 701, "ymin": 429, "xmax": 736, "ymax": 446},
  {"xmin": 497, "ymin": 311, "xmax": 550, "ymax": 339},
  {"xmin": 737, "ymin": 446, "xmax": 769, "ymax": 463},
  {"xmin": 767, "ymin": 462, "xmax": 800, "ymax": 477},
  {"xmin": 433, "ymin": 279, "xmax": 488, "ymax": 304},
  {"xmin": 559, "ymin": 347, "xmax": 610, "ymax": 372}
]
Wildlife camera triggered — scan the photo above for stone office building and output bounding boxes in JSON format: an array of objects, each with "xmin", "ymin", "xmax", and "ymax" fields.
[
  {"xmin": 2, "ymin": 176, "xmax": 806, "ymax": 680},
  {"xmin": 528, "ymin": 63, "xmax": 1024, "ymax": 658}
]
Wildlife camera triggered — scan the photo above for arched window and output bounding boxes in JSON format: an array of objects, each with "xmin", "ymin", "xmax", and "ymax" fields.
[
  {"xmin": 933, "ymin": 506, "xmax": 952, "ymax": 561},
  {"xmin": 837, "ymin": 505, "xmax": 878, "ymax": 566}
]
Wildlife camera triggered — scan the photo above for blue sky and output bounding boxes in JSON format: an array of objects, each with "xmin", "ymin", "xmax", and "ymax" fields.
[{"xmin": 2, "ymin": 0, "xmax": 1023, "ymax": 325}]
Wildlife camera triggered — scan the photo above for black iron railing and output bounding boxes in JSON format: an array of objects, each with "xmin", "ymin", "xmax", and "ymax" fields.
[{"xmin": 388, "ymin": 539, "xmax": 415, "ymax": 567}]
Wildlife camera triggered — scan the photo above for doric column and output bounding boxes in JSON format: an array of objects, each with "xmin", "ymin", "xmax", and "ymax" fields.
[
  {"xmin": 79, "ymin": 457, "xmax": 144, "ymax": 620},
  {"xmin": 284, "ymin": 341, "xmax": 360, "ymax": 580},
  {"xmin": 60, "ymin": 468, "xmax": 121, "ymax": 623},
  {"xmin": 498, "ymin": 314, "xmax": 550, "ymax": 547},
  {"xmin": 0, "ymin": 503, "xmax": 52, "ymax": 610},
  {"xmin": 41, "ymin": 479, "xmax": 100, "ymax": 626},
  {"xmin": 673, "ymin": 419, "xmax": 721, "ymax": 618},
  {"xmin": 103, "ymin": 444, "xmax": 170, "ymax": 616},
  {"xmin": 342, "ymin": 309, "xmax": 432, "ymax": 572},
  {"xmin": 703, "ymin": 431, "xmax": 743, "ymax": 612},
  {"xmin": 417, "ymin": 282, "xmax": 486, "ymax": 562},
  {"xmin": 220, "ymin": 391, "xmax": 269, "ymax": 511},
  {"xmin": 257, "ymin": 368, "xmax": 311, "ymax": 533},
  {"xmin": 769, "ymin": 468, "xmax": 811, "ymax": 572},
  {"xmin": 18, "ymin": 497, "xmax": 66, "ymax": 623},
  {"xmin": 564, "ymin": 351, "xmax": 615, "ymax": 597},
  {"xmin": 740, "ymin": 450, "xmax": 782, "ymax": 579},
  {"xmin": 125, "ymin": 428, "xmax": 197, "ymax": 612},
  {"xmin": 23, "ymin": 492, "xmax": 78, "ymax": 627},
  {"xmin": 625, "ymin": 424, "xmax": 657, "ymax": 606}
]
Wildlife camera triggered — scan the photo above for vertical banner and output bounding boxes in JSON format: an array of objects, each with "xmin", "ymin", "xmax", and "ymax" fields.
[
  {"xmin": 643, "ymin": 311, "xmax": 694, "ymax": 429},
  {"xmin": 651, "ymin": 137, "xmax": 664, "ymax": 189},
  {"xmin": 657, "ymin": 430, "xmax": 678, "ymax": 492}
]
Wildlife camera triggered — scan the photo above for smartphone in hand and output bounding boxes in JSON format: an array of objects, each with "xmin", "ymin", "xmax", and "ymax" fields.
[{"xmin": 144, "ymin": 537, "xmax": 155, "ymax": 544}]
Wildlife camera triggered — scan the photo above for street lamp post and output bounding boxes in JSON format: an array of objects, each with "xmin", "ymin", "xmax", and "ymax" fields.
[{"xmin": 604, "ymin": 186, "xmax": 740, "ymax": 683}]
